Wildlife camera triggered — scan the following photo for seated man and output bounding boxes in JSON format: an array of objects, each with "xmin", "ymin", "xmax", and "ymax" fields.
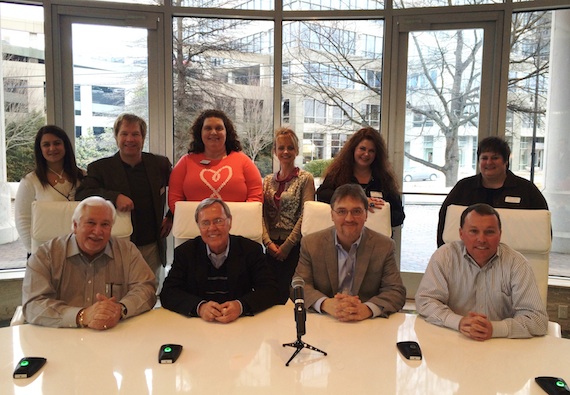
[
  {"xmin": 160, "ymin": 198, "xmax": 278, "ymax": 323},
  {"xmin": 416, "ymin": 203, "xmax": 548, "ymax": 340},
  {"xmin": 22, "ymin": 196, "xmax": 157, "ymax": 329},
  {"xmin": 294, "ymin": 184, "xmax": 406, "ymax": 321}
]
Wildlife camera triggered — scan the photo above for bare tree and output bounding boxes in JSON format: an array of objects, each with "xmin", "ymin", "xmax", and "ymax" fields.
[
  {"xmin": 172, "ymin": 12, "xmax": 274, "ymax": 163},
  {"xmin": 288, "ymin": 21, "xmax": 383, "ymax": 130},
  {"xmin": 240, "ymin": 92, "xmax": 274, "ymax": 161},
  {"xmin": 405, "ymin": 29, "xmax": 482, "ymax": 186},
  {"xmin": 285, "ymin": 14, "xmax": 550, "ymax": 186}
]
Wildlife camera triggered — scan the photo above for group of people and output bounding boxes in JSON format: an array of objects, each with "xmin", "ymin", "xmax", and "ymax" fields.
[{"xmin": 17, "ymin": 108, "xmax": 550, "ymax": 342}]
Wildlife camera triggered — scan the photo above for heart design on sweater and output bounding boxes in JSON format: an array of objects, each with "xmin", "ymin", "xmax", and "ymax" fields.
[{"xmin": 200, "ymin": 166, "xmax": 233, "ymax": 198}]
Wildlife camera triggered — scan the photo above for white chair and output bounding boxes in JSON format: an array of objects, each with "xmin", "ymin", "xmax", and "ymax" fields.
[
  {"xmin": 442, "ymin": 204, "xmax": 551, "ymax": 307},
  {"xmin": 31, "ymin": 201, "xmax": 133, "ymax": 253},
  {"xmin": 172, "ymin": 201, "xmax": 263, "ymax": 247},
  {"xmin": 10, "ymin": 306, "xmax": 25, "ymax": 326},
  {"xmin": 301, "ymin": 200, "xmax": 392, "ymax": 237},
  {"xmin": 548, "ymin": 321, "xmax": 562, "ymax": 338},
  {"xmin": 11, "ymin": 201, "xmax": 134, "ymax": 326}
]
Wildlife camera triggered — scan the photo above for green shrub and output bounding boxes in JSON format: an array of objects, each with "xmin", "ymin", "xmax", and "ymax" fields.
[{"xmin": 303, "ymin": 158, "xmax": 333, "ymax": 177}]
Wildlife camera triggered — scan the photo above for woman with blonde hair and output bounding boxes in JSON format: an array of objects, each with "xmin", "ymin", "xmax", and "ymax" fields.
[{"xmin": 262, "ymin": 127, "xmax": 315, "ymax": 303}]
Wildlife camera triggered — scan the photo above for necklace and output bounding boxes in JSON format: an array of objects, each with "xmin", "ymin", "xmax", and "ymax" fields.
[
  {"xmin": 48, "ymin": 167, "xmax": 65, "ymax": 184},
  {"xmin": 50, "ymin": 183, "xmax": 74, "ymax": 201}
]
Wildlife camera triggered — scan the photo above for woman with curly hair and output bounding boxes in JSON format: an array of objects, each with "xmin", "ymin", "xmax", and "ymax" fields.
[
  {"xmin": 316, "ymin": 127, "xmax": 405, "ymax": 227},
  {"xmin": 168, "ymin": 109, "xmax": 263, "ymax": 212}
]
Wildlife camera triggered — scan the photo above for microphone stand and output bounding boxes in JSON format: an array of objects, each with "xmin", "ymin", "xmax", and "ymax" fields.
[{"xmin": 283, "ymin": 331, "xmax": 327, "ymax": 366}]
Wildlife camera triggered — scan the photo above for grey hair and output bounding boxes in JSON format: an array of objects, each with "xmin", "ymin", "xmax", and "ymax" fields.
[
  {"xmin": 194, "ymin": 198, "xmax": 232, "ymax": 223},
  {"xmin": 71, "ymin": 196, "xmax": 116, "ymax": 231}
]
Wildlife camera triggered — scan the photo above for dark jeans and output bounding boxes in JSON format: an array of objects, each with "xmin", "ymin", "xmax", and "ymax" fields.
[{"xmin": 267, "ymin": 241, "xmax": 301, "ymax": 305}]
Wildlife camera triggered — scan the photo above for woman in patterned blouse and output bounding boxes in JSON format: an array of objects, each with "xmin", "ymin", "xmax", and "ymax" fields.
[{"xmin": 262, "ymin": 128, "xmax": 315, "ymax": 304}]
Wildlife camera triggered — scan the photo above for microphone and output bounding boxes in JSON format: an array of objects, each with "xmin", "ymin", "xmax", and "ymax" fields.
[{"xmin": 291, "ymin": 277, "xmax": 306, "ymax": 338}]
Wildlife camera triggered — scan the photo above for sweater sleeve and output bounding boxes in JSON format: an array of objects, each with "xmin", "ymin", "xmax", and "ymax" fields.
[
  {"xmin": 281, "ymin": 173, "xmax": 315, "ymax": 255},
  {"xmin": 315, "ymin": 175, "xmax": 335, "ymax": 204},
  {"xmin": 15, "ymin": 174, "xmax": 36, "ymax": 252},
  {"xmin": 168, "ymin": 155, "xmax": 189, "ymax": 213},
  {"xmin": 261, "ymin": 174, "xmax": 273, "ymax": 247},
  {"xmin": 242, "ymin": 153, "xmax": 263, "ymax": 202}
]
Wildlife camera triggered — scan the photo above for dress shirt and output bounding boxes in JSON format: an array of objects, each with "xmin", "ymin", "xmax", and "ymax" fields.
[
  {"xmin": 415, "ymin": 241, "xmax": 548, "ymax": 338},
  {"xmin": 22, "ymin": 234, "xmax": 157, "ymax": 328}
]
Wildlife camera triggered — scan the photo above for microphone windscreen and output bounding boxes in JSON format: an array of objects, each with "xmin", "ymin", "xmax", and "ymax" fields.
[{"xmin": 291, "ymin": 277, "xmax": 305, "ymax": 289}]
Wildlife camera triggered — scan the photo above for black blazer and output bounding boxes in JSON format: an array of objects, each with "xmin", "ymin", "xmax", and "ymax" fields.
[
  {"xmin": 160, "ymin": 235, "xmax": 279, "ymax": 317},
  {"xmin": 76, "ymin": 152, "xmax": 172, "ymax": 264}
]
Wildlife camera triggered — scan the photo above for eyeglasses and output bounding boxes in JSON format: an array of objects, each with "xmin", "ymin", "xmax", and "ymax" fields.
[
  {"xmin": 198, "ymin": 217, "xmax": 228, "ymax": 228},
  {"xmin": 332, "ymin": 208, "xmax": 365, "ymax": 218}
]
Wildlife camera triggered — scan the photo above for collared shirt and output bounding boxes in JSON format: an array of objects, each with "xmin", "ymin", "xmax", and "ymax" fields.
[
  {"xmin": 415, "ymin": 241, "xmax": 548, "ymax": 338},
  {"xmin": 334, "ymin": 230, "xmax": 363, "ymax": 295},
  {"xmin": 22, "ymin": 234, "xmax": 157, "ymax": 328},
  {"xmin": 206, "ymin": 242, "xmax": 230, "ymax": 269}
]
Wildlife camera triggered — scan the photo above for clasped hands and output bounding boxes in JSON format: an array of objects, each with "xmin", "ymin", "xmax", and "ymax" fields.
[
  {"xmin": 267, "ymin": 243, "xmax": 288, "ymax": 261},
  {"xmin": 322, "ymin": 293, "xmax": 372, "ymax": 322},
  {"xmin": 82, "ymin": 293, "xmax": 122, "ymax": 330},
  {"xmin": 459, "ymin": 312, "xmax": 493, "ymax": 341},
  {"xmin": 198, "ymin": 300, "xmax": 240, "ymax": 324}
]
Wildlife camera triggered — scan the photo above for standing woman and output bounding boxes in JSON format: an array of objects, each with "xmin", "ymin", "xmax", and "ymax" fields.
[
  {"xmin": 262, "ymin": 128, "xmax": 315, "ymax": 304},
  {"xmin": 168, "ymin": 109, "xmax": 263, "ymax": 213},
  {"xmin": 316, "ymin": 127, "xmax": 405, "ymax": 227},
  {"xmin": 15, "ymin": 125, "xmax": 85, "ymax": 256}
]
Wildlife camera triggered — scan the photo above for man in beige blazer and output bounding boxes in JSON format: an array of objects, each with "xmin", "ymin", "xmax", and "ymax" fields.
[{"xmin": 294, "ymin": 184, "xmax": 406, "ymax": 321}]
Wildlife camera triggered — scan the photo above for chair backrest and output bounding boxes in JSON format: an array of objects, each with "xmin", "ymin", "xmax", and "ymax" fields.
[
  {"xmin": 172, "ymin": 201, "xmax": 263, "ymax": 247},
  {"xmin": 31, "ymin": 201, "xmax": 133, "ymax": 253},
  {"xmin": 301, "ymin": 201, "xmax": 392, "ymax": 237},
  {"xmin": 442, "ymin": 204, "xmax": 551, "ymax": 306}
]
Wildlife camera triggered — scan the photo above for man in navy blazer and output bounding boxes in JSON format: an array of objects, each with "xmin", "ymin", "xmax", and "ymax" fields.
[
  {"xmin": 294, "ymin": 184, "xmax": 405, "ymax": 321},
  {"xmin": 160, "ymin": 198, "xmax": 278, "ymax": 323},
  {"xmin": 76, "ymin": 114, "xmax": 172, "ymax": 283}
]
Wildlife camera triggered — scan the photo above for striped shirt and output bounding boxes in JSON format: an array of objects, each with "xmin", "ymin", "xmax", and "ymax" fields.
[{"xmin": 415, "ymin": 241, "xmax": 548, "ymax": 338}]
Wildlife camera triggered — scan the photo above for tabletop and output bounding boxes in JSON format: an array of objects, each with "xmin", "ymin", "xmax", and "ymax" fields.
[{"xmin": 1, "ymin": 303, "xmax": 569, "ymax": 394}]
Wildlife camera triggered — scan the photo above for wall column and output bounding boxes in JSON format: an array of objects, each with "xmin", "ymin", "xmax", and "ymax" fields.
[{"xmin": 543, "ymin": 10, "xmax": 570, "ymax": 253}]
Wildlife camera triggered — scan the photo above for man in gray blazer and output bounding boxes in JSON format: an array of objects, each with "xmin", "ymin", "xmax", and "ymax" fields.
[{"xmin": 294, "ymin": 184, "xmax": 405, "ymax": 321}]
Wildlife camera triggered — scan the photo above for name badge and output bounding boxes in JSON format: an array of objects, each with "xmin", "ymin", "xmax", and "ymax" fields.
[{"xmin": 505, "ymin": 196, "xmax": 521, "ymax": 204}]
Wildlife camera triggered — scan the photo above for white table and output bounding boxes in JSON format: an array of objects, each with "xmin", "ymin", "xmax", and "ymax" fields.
[{"xmin": 1, "ymin": 304, "xmax": 569, "ymax": 394}]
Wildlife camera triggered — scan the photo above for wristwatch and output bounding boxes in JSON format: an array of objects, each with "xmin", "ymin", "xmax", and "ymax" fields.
[{"xmin": 120, "ymin": 303, "xmax": 128, "ymax": 320}]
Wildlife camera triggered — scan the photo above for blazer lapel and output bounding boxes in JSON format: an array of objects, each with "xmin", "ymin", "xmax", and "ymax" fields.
[
  {"xmin": 324, "ymin": 228, "xmax": 340, "ymax": 293},
  {"xmin": 352, "ymin": 228, "xmax": 372, "ymax": 293}
]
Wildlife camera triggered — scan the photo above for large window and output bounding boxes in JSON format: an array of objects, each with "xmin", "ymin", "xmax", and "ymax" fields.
[
  {"xmin": 1, "ymin": 0, "xmax": 568, "ymax": 284},
  {"xmin": 172, "ymin": 17, "xmax": 274, "ymax": 173},
  {"xmin": 1, "ymin": 3, "xmax": 46, "ymax": 268}
]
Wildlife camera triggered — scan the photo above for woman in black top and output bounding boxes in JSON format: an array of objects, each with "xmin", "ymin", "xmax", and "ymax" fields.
[{"xmin": 316, "ymin": 127, "xmax": 405, "ymax": 227}]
